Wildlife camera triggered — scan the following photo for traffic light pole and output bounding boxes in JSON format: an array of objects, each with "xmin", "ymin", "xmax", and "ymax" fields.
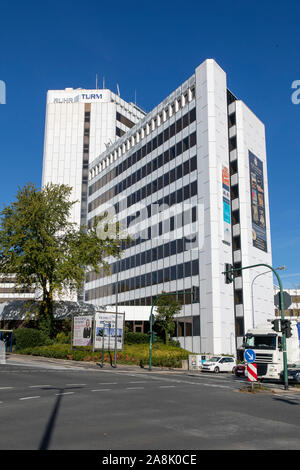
[
  {"xmin": 149, "ymin": 290, "xmax": 194, "ymax": 371},
  {"xmin": 223, "ymin": 263, "xmax": 289, "ymax": 390}
]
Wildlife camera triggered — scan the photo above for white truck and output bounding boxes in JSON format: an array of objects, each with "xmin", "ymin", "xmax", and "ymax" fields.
[{"xmin": 243, "ymin": 319, "xmax": 300, "ymax": 380}]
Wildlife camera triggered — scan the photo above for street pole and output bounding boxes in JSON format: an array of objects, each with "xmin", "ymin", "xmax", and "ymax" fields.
[
  {"xmin": 224, "ymin": 263, "xmax": 289, "ymax": 390},
  {"xmin": 251, "ymin": 266, "xmax": 286, "ymax": 328},
  {"xmin": 113, "ymin": 263, "xmax": 119, "ymax": 368},
  {"xmin": 149, "ymin": 290, "xmax": 194, "ymax": 371},
  {"xmin": 101, "ymin": 323, "xmax": 105, "ymax": 368}
]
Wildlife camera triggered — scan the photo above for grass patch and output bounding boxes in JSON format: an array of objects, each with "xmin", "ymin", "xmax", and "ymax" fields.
[
  {"xmin": 15, "ymin": 342, "xmax": 189, "ymax": 368},
  {"xmin": 239, "ymin": 383, "xmax": 271, "ymax": 394}
]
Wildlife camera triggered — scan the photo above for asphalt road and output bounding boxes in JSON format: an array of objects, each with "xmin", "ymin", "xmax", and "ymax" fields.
[{"xmin": 0, "ymin": 356, "xmax": 300, "ymax": 450}]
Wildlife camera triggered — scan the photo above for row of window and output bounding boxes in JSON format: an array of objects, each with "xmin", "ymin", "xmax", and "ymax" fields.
[
  {"xmin": 88, "ymin": 179, "xmax": 198, "ymax": 234},
  {"xmin": 88, "ymin": 148, "xmax": 197, "ymax": 213},
  {"xmin": 89, "ymin": 108, "xmax": 196, "ymax": 195},
  {"xmin": 85, "ymin": 259, "xmax": 199, "ymax": 301},
  {"xmin": 89, "ymin": 142, "xmax": 197, "ymax": 214},
  {"xmin": 86, "ymin": 233, "xmax": 197, "ymax": 283},
  {"xmin": 114, "ymin": 288, "xmax": 200, "ymax": 308}
]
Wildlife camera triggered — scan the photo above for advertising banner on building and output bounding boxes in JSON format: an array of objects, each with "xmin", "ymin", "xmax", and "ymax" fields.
[
  {"xmin": 72, "ymin": 315, "xmax": 93, "ymax": 347},
  {"xmin": 94, "ymin": 311, "xmax": 124, "ymax": 351},
  {"xmin": 249, "ymin": 151, "xmax": 267, "ymax": 252},
  {"xmin": 222, "ymin": 165, "xmax": 231, "ymax": 244}
]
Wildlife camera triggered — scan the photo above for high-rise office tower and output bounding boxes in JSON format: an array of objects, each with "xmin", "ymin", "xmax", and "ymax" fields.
[
  {"xmin": 42, "ymin": 88, "xmax": 145, "ymax": 226},
  {"xmin": 86, "ymin": 59, "xmax": 274, "ymax": 357}
]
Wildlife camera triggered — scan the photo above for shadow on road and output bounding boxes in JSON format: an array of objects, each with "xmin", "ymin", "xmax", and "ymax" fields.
[
  {"xmin": 272, "ymin": 396, "xmax": 299, "ymax": 406},
  {"xmin": 38, "ymin": 386, "xmax": 83, "ymax": 450}
]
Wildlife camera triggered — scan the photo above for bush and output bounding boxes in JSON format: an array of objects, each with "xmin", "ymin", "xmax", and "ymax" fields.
[
  {"xmin": 55, "ymin": 331, "xmax": 71, "ymax": 344},
  {"xmin": 124, "ymin": 332, "xmax": 149, "ymax": 344},
  {"xmin": 13, "ymin": 328, "xmax": 50, "ymax": 350},
  {"xmin": 15, "ymin": 342, "xmax": 189, "ymax": 368}
]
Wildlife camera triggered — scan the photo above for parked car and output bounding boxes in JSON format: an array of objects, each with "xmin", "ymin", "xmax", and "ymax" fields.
[
  {"xmin": 279, "ymin": 363, "xmax": 300, "ymax": 384},
  {"xmin": 233, "ymin": 362, "xmax": 246, "ymax": 377},
  {"xmin": 201, "ymin": 356, "xmax": 236, "ymax": 373}
]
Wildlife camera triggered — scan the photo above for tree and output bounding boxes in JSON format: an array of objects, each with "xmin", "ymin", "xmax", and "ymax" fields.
[
  {"xmin": 155, "ymin": 292, "xmax": 182, "ymax": 345},
  {"xmin": 0, "ymin": 183, "xmax": 123, "ymax": 336}
]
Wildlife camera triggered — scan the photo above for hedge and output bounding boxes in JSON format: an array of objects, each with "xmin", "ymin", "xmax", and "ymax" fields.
[
  {"xmin": 13, "ymin": 328, "xmax": 51, "ymax": 350},
  {"xmin": 16, "ymin": 343, "xmax": 189, "ymax": 368}
]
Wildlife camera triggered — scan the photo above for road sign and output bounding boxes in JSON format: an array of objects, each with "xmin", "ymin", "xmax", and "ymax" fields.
[
  {"xmin": 245, "ymin": 349, "xmax": 256, "ymax": 363},
  {"xmin": 274, "ymin": 291, "xmax": 292, "ymax": 309},
  {"xmin": 247, "ymin": 363, "xmax": 257, "ymax": 382}
]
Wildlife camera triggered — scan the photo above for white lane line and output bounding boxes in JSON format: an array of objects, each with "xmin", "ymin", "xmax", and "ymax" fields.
[
  {"xmin": 65, "ymin": 383, "xmax": 86, "ymax": 386},
  {"xmin": 55, "ymin": 392, "xmax": 74, "ymax": 396},
  {"xmin": 91, "ymin": 389, "xmax": 112, "ymax": 392},
  {"xmin": 128, "ymin": 381, "xmax": 147, "ymax": 384},
  {"xmin": 19, "ymin": 396, "xmax": 40, "ymax": 400},
  {"xmin": 126, "ymin": 387, "xmax": 144, "ymax": 390},
  {"xmin": 0, "ymin": 387, "xmax": 14, "ymax": 390},
  {"xmin": 29, "ymin": 385, "xmax": 51, "ymax": 388},
  {"xmin": 159, "ymin": 385, "xmax": 176, "ymax": 388},
  {"xmin": 98, "ymin": 382, "xmax": 118, "ymax": 385}
]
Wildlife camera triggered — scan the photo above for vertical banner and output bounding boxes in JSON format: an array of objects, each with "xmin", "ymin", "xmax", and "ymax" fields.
[
  {"xmin": 73, "ymin": 315, "xmax": 93, "ymax": 346},
  {"xmin": 94, "ymin": 311, "xmax": 124, "ymax": 351},
  {"xmin": 249, "ymin": 151, "xmax": 267, "ymax": 252},
  {"xmin": 222, "ymin": 165, "xmax": 231, "ymax": 244}
]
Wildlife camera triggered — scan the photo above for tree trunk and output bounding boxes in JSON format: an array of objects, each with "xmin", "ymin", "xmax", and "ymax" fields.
[
  {"xmin": 165, "ymin": 330, "xmax": 169, "ymax": 345},
  {"xmin": 39, "ymin": 286, "xmax": 54, "ymax": 338}
]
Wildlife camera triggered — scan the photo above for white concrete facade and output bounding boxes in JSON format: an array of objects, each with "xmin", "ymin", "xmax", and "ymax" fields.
[
  {"xmin": 228, "ymin": 100, "xmax": 274, "ymax": 348},
  {"xmin": 41, "ymin": 60, "xmax": 274, "ymax": 357},
  {"xmin": 42, "ymin": 88, "xmax": 145, "ymax": 226}
]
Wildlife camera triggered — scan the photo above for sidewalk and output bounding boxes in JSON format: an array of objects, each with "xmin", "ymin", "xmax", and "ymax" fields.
[{"xmin": 6, "ymin": 352, "xmax": 187, "ymax": 373}]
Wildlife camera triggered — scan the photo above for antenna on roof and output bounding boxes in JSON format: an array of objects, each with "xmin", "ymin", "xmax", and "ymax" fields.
[
  {"xmin": 103, "ymin": 77, "xmax": 105, "ymax": 89},
  {"xmin": 116, "ymin": 84, "xmax": 120, "ymax": 97},
  {"xmin": 134, "ymin": 90, "xmax": 137, "ymax": 105}
]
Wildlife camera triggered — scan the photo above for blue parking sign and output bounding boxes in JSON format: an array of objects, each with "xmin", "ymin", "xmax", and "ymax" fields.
[{"xmin": 245, "ymin": 349, "xmax": 256, "ymax": 363}]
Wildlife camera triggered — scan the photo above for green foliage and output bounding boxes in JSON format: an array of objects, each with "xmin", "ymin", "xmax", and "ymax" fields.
[
  {"xmin": 124, "ymin": 332, "xmax": 149, "ymax": 344},
  {"xmin": 13, "ymin": 328, "xmax": 50, "ymax": 350},
  {"xmin": 16, "ymin": 343, "xmax": 189, "ymax": 368},
  {"xmin": 55, "ymin": 331, "xmax": 71, "ymax": 344},
  {"xmin": 155, "ymin": 292, "xmax": 182, "ymax": 345},
  {"xmin": 0, "ymin": 183, "xmax": 123, "ymax": 336}
]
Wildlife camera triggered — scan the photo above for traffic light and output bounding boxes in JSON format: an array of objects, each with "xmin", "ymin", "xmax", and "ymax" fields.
[
  {"xmin": 224, "ymin": 263, "xmax": 234, "ymax": 284},
  {"xmin": 149, "ymin": 313, "xmax": 156, "ymax": 325},
  {"xmin": 281, "ymin": 319, "xmax": 292, "ymax": 338},
  {"xmin": 271, "ymin": 319, "xmax": 281, "ymax": 332},
  {"xmin": 147, "ymin": 331, "xmax": 158, "ymax": 342}
]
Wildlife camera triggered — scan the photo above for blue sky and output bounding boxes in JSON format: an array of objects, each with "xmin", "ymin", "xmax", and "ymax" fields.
[{"xmin": 0, "ymin": 0, "xmax": 299, "ymax": 287}]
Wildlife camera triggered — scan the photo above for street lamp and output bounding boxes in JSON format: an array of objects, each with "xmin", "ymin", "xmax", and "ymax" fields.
[{"xmin": 251, "ymin": 266, "xmax": 286, "ymax": 328}]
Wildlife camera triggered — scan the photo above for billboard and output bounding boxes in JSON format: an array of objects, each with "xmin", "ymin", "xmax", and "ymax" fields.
[
  {"xmin": 249, "ymin": 151, "xmax": 267, "ymax": 252},
  {"xmin": 72, "ymin": 315, "xmax": 93, "ymax": 346},
  {"xmin": 94, "ymin": 311, "xmax": 124, "ymax": 351},
  {"xmin": 222, "ymin": 165, "xmax": 231, "ymax": 244}
]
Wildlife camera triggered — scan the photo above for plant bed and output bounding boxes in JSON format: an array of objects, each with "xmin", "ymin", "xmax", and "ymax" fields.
[
  {"xmin": 15, "ymin": 342, "xmax": 189, "ymax": 368},
  {"xmin": 239, "ymin": 383, "xmax": 271, "ymax": 394}
]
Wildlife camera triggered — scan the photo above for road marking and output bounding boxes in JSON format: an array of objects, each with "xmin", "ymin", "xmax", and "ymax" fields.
[
  {"xmin": 159, "ymin": 385, "xmax": 176, "ymax": 388},
  {"xmin": 65, "ymin": 383, "xmax": 86, "ymax": 386},
  {"xmin": 91, "ymin": 389, "xmax": 112, "ymax": 392},
  {"xmin": 98, "ymin": 382, "xmax": 117, "ymax": 385},
  {"xmin": 55, "ymin": 392, "xmax": 74, "ymax": 396},
  {"xmin": 0, "ymin": 387, "xmax": 13, "ymax": 390},
  {"xmin": 128, "ymin": 381, "xmax": 147, "ymax": 384},
  {"xmin": 19, "ymin": 396, "xmax": 40, "ymax": 400},
  {"xmin": 126, "ymin": 387, "xmax": 144, "ymax": 390},
  {"xmin": 29, "ymin": 385, "xmax": 51, "ymax": 388}
]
